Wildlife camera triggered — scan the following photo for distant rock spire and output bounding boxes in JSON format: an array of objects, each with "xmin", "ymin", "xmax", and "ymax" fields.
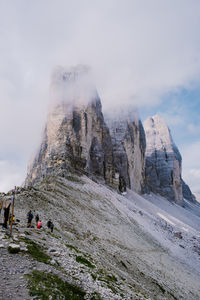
[
  {"xmin": 105, "ymin": 107, "xmax": 146, "ymax": 194},
  {"xmin": 144, "ymin": 115, "xmax": 194, "ymax": 202},
  {"xmin": 26, "ymin": 66, "xmax": 114, "ymax": 185}
]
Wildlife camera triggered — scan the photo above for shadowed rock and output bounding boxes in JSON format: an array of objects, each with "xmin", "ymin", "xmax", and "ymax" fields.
[
  {"xmin": 144, "ymin": 115, "xmax": 183, "ymax": 202},
  {"xmin": 105, "ymin": 108, "xmax": 146, "ymax": 194},
  {"xmin": 144, "ymin": 115, "xmax": 194, "ymax": 203}
]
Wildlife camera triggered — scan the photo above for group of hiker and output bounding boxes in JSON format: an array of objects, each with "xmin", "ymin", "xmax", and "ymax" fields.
[
  {"xmin": 0, "ymin": 202, "xmax": 54, "ymax": 233},
  {"xmin": 27, "ymin": 210, "xmax": 54, "ymax": 232},
  {"xmin": 1, "ymin": 187, "xmax": 55, "ymax": 233}
]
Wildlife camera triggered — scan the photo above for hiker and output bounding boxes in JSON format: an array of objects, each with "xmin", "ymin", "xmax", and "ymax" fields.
[
  {"xmin": 47, "ymin": 219, "xmax": 54, "ymax": 232},
  {"xmin": 37, "ymin": 220, "xmax": 42, "ymax": 229},
  {"xmin": 119, "ymin": 175, "xmax": 127, "ymax": 195},
  {"xmin": 3, "ymin": 202, "xmax": 11, "ymax": 229},
  {"xmin": 35, "ymin": 214, "xmax": 39, "ymax": 224},
  {"xmin": 9, "ymin": 214, "xmax": 15, "ymax": 225},
  {"xmin": 27, "ymin": 210, "xmax": 34, "ymax": 228}
]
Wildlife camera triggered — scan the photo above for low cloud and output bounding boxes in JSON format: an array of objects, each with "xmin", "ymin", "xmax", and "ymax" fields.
[
  {"xmin": 0, "ymin": 160, "xmax": 26, "ymax": 192},
  {"xmin": 181, "ymin": 141, "xmax": 200, "ymax": 193},
  {"xmin": 0, "ymin": 1, "xmax": 200, "ymax": 191}
]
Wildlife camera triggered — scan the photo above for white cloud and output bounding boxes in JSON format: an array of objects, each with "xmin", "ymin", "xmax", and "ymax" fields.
[
  {"xmin": 0, "ymin": 0, "xmax": 200, "ymax": 191},
  {"xmin": 181, "ymin": 141, "xmax": 200, "ymax": 193},
  {"xmin": 0, "ymin": 160, "xmax": 26, "ymax": 192}
]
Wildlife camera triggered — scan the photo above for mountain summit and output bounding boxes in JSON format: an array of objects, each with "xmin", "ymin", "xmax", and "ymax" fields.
[
  {"xmin": 1, "ymin": 66, "xmax": 199, "ymax": 300},
  {"xmin": 26, "ymin": 66, "xmax": 146, "ymax": 195},
  {"xmin": 26, "ymin": 66, "xmax": 194, "ymax": 203},
  {"xmin": 26, "ymin": 65, "xmax": 114, "ymax": 186},
  {"xmin": 143, "ymin": 115, "xmax": 194, "ymax": 203}
]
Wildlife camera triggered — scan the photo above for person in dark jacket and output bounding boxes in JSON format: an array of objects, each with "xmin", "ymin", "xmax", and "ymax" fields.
[
  {"xmin": 27, "ymin": 210, "xmax": 34, "ymax": 227},
  {"xmin": 47, "ymin": 219, "xmax": 54, "ymax": 232},
  {"xmin": 3, "ymin": 203, "xmax": 11, "ymax": 229},
  {"xmin": 35, "ymin": 214, "xmax": 39, "ymax": 224}
]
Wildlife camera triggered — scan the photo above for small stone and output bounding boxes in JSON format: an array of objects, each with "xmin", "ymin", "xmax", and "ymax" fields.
[
  {"xmin": 174, "ymin": 232, "xmax": 182, "ymax": 239},
  {"xmin": 51, "ymin": 259, "xmax": 56, "ymax": 265}
]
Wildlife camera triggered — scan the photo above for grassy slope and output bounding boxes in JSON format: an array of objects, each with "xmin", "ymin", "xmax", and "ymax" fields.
[{"xmin": 14, "ymin": 173, "xmax": 200, "ymax": 299}]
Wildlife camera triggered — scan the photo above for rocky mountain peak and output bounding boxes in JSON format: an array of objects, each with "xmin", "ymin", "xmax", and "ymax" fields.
[
  {"xmin": 49, "ymin": 65, "xmax": 97, "ymax": 111},
  {"xmin": 25, "ymin": 67, "xmax": 194, "ymax": 203},
  {"xmin": 143, "ymin": 115, "xmax": 194, "ymax": 203},
  {"xmin": 25, "ymin": 66, "xmax": 146, "ymax": 195},
  {"xmin": 25, "ymin": 65, "xmax": 114, "ymax": 185},
  {"xmin": 105, "ymin": 107, "xmax": 146, "ymax": 194}
]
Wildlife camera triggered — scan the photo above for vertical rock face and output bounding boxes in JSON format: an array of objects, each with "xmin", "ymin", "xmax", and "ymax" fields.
[
  {"xmin": 143, "ymin": 115, "xmax": 183, "ymax": 203},
  {"xmin": 26, "ymin": 65, "xmax": 146, "ymax": 195},
  {"xmin": 105, "ymin": 109, "xmax": 146, "ymax": 194},
  {"xmin": 26, "ymin": 66, "xmax": 114, "ymax": 185}
]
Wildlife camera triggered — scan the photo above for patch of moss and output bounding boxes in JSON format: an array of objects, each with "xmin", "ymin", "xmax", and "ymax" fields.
[
  {"xmin": 96, "ymin": 269, "xmax": 118, "ymax": 294},
  {"xmin": 76, "ymin": 256, "xmax": 95, "ymax": 269},
  {"xmin": 8, "ymin": 246, "xmax": 20, "ymax": 254},
  {"xmin": 104, "ymin": 274, "xmax": 117, "ymax": 283},
  {"xmin": 98, "ymin": 269, "xmax": 117, "ymax": 283},
  {"xmin": 47, "ymin": 232, "xmax": 60, "ymax": 239},
  {"xmin": 21, "ymin": 238, "xmax": 51, "ymax": 264},
  {"xmin": 107, "ymin": 283, "xmax": 118, "ymax": 294},
  {"xmin": 66, "ymin": 243, "xmax": 80, "ymax": 252},
  {"xmin": 90, "ymin": 291, "xmax": 103, "ymax": 300},
  {"xmin": 27, "ymin": 270, "xmax": 85, "ymax": 299},
  {"xmin": 91, "ymin": 273, "xmax": 97, "ymax": 281}
]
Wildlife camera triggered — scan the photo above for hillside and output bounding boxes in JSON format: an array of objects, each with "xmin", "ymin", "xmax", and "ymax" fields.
[{"xmin": 1, "ymin": 173, "xmax": 200, "ymax": 299}]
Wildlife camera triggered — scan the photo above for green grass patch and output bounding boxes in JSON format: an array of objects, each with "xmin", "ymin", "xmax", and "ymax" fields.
[
  {"xmin": 98, "ymin": 269, "xmax": 117, "ymax": 283},
  {"xmin": 90, "ymin": 292, "xmax": 103, "ymax": 300},
  {"xmin": 27, "ymin": 270, "xmax": 85, "ymax": 299},
  {"xmin": 96, "ymin": 269, "xmax": 118, "ymax": 294},
  {"xmin": 107, "ymin": 283, "xmax": 118, "ymax": 294},
  {"xmin": 47, "ymin": 232, "xmax": 60, "ymax": 239},
  {"xmin": 66, "ymin": 243, "xmax": 80, "ymax": 252},
  {"xmin": 21, "ymin": 237, "xmax": 51, "ymax": 264},
  {"xmin": 91, "ymin": 273, "xmax": 97, "ymax": 281},
  {"xmin": 76, "ymin": 256, "xmax": 95, "ymax": 269},
  {"xmin": 8, "ymin": 246, "xmax": 20, "ymax": 254}
]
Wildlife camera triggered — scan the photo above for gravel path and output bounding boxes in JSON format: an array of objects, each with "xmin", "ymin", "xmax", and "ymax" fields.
[{"xmin": 0, "ymin": 243, "xmax": 32, "ymax": 299}]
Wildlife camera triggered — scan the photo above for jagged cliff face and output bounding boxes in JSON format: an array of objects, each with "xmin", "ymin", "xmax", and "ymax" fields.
[
  {"xmin": 26, "ymin": 66, "xmax": 193, "ymax": 202},
  {"xmin": 143, "ymin": 115, "xmax": 183, "ymax": 203},
  {"xmin": 26, "ymin": 66, "xmax": 114, "ymax": 185},
  {"xmin": 105, "ymin": 110, "xmax": 146, "ymax": 194},
  {"xmin": 26, "ymin": 66, "xmax": 146, "ymax": 194}
]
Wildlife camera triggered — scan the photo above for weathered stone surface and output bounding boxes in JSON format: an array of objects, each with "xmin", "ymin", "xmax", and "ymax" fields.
[
  {"xmin": 105, "ymin": 109, "xmax": 146, "ymax": 194},
  {"xmin": 26, "ymin": 66, "xmax": 114, "ymax": 186},
  {"xmin": 25, "ymin": 66, "xmax": 146, "ymax": 194},
  {"xmin": 144, "ymin": 115, "xmax": 183, "ymax": 203},
  {"xmin": 182, "ymin": 179, "xmax": 196, "ymax": 202}
]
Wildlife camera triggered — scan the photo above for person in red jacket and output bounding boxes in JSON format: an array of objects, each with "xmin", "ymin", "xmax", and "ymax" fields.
[{"xmin": 37, "ymin": 220, "xmax": 42, "ymax": 229}]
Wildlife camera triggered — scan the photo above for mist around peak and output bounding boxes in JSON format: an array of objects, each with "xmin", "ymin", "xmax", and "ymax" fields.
[{"xmin": 49, "ymin": 65, "xmax": 97, "ymax": 112}]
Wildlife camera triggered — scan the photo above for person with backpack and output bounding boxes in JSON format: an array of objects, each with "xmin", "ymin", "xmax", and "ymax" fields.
[
  {"xmin": 27, "ymin": 210, "xmax": 34, "ymax": 228},
  {"xmin": 35, "ymin": 214, "xmax": 39, "ymax": 224},
  {"xmin": 37, "ymin": 220, "xmax": 42, "ymax": 229},
  {"xmin": 47, "ymin": 219, "xmax": 54, "ymax": 232}
]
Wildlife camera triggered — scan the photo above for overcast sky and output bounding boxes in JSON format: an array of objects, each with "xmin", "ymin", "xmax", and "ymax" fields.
[{"xmin": 0, "ymin": 0, "xmax": 200, "ymax": 193}]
